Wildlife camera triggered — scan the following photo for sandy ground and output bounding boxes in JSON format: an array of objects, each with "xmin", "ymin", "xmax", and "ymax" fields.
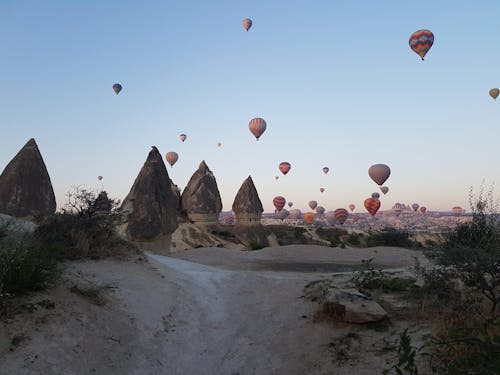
[{"xmin": 1, "ymin": 245, "xmax": 433, "ymax": 375}]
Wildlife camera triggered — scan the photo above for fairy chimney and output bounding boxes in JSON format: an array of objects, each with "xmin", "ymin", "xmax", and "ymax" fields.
[
  {"xmin": 120, "ymin": 146, "xmax": 180, "ymax": 252},
  {"xmin": 0, "ymin": 138, "xmax": 56, "ymax": 217},
  {"xmin": 180, "ymin": 161, "xmax": 222, "ymax": 227},
  {"xmin": 232, "ymin": 176, "xmax": 263, "ymax": 225}
]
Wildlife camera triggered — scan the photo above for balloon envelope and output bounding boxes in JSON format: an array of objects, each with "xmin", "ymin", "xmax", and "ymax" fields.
[
  {"xmin": 242, "ymin": 18, "xmax": 252, "ymax": 31},
  {"xmin": 372, "ymin": 192, "xmax": 380, "ymax": 199},
  {"xmin": 316, "ymin": 206, "xmax": 325, "ymax": 215},
  {"xmin": 322, "ymin": 167, "xmax": 329, "ymax": 174},
  {"xmin": 217, "ymin": 142, "xmax": 222, "ymax": 148},
  {"xmin": 273, "ymin": 196, "xmax": 286, "ymax": 211},
  {"xmin": 420, "ymin": 206, "xmax": 427, "ymax": 214},
  {"xmin": 409, "ymin": 29, "xmax": 434, "ymax": 60},
  {"xmin": 320, "ymin": 188, "xmax": 325, "ymax": 193},
  {"xmin": 490, "ymin": 88, "xmax": 500, "ymax": 100},
  {"xmin": 334, "ymin": 208, "xmax": 349, "ymax": 224},
  {"xmin": 274, "ymin": 175, "xmax": 279, "ymax": 181},
  {"xmin": 452, "ymin": 206, "xmax": 463, "ymax": 216},
  {"xmin": 368, "ymin": 164, "xmax": 391, "ymax": 186},
  {"xmin": 279, "ymin": 162, "xmax": 291, "ymax": 175},
  {"xmin": 308, "ymin": 200, "xmax": 318, "ymax": 210},
  {"xmin": 289, "ymin": 209, "xmax": 301, "ymax": 220},
  {"xmin": 412, "ymin": 203, "xmax": 419, "ymax": 212},
  {"xmin": 349, "ymin": 204, "xmax": 355, "ymax": 212},
  {"xmin": 97, "ymin": 175, "xmax": 103, "ymax": 181},
  {"xmin": 179, "ymin": 134, "xmax": 187, "ymax": 142},
  {"xmin": 112, "ymin": 83, "xmax": 122, "ymax": 95},
  {"xmin": 303, "ymin": 212, "xmax": 315, "ymax": 225},
  {"xmin": 380, "ymin": 186, "xmax": 389, "ymax": 195},
  {"xmin": 275, "ymin": 209, "xmax": 289, "ymax": 220},
  {"xmin": 248, "ymin": 118, "xmax": 267, "ymax": 140},
  {"xmin": 364, "ymin": 198, "xmax": 381, "ymax": 217},
  {"xmin": 287, "ymin": 201, "xmax": 293, "ymax": 208},
  {"xmin": 165, "ymin": 152, "xmax": 179, "ymax": 167}
]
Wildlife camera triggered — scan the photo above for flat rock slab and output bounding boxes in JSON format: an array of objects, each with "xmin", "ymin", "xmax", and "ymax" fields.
[{"xmin": 324, "ymin": 288, "xmax": 387, "ymax": 323}]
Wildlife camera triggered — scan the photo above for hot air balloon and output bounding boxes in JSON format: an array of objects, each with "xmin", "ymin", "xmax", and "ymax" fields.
[
  {"xmin": 217, "ymin": 142, "xmax": 222, "ymax": 148},
  {"xmin": 452, "ymin": 206, "xmax": 463, "ymax": 216},
  {"xmin": 308, "ymin": 200, "xmax": 318, "ymax": 211},
  {"xmin": 334, "ymin": 208, "xmax": 349, "ymax": 224},
  {"xmin": 112, "ymin": 83, "xmax": 122, "ymax": 95},
  {"xmin": 316, "ymin": 206, "xmax": 325, "ymax": 215},
  {"xmin": 420, "ymin": 206, "xmax": 427, "ymax": 214},
  {"xmin": 289, "ymin": 209, "xmax": 301, "ymax": 220},
  {"xmin": 97, "ymin": 175, "xmax": 103, "ymax": 181},
  {"xmin": 372, "ymin": 192, "xmax": 380, "ymax": 199},
  {"xmin": 179, "ymin": 134, "xmax": 187, "ymax": 142},
  {"xmin": 273, "ymin": 196, "xmax": 286, "ymax": 211},
  {"xmin": 489, "ymin": 88, "xmax": 500, "ymax": 100},
  {"xmin": 242, "ymin": 18, "xmax": 252, "ymax": 31},
  {"xmin": 392, "ymin": 203, "xmax": 403, "ymax": 215},
  {"xmin": 165, "ymin": 152, "xmax": 179, "ymax": 167},
  {"xmin": 221, "ymin": 212, "xmax": 234, "ymax": 225},
  {"xmin": 287, "ymin": 201, "xmax": 293, "ymax": 208},
  {"xmin": 364, "ymin": 197, "xmax": 381, "ymax": 217},
  {"xmin": 248, "ymin": 118, "xmax": 266, "ymax": 140},
  {"xmin": 368, "ymin": 164, "xmax": 391, "ymax": 186},
  {"xmin": 380, "ymin": 186, "xmax": 389, "ymax": 195},
  {"xmin": 325, "ymin": 211, "xmax": 337, "ymax": 226},
  {"xmin": 322, "ymin": 167, "xmax": 329, "ymax": 175},
  {"xmin": 303, "ymin": 212, "xmax": 315, "ymax": 225},
  {"xmin": 349, "ymin": 204, "xmax": 355, "ymax": 212},
  {"xmin": 279, "ymin": 162, "xmax": 291, "ymax": 175},
  {"xmin": 320, "ymin": 187, "xmax": 325, "ymax": 193},
  {"xmin": 274, "ymin": 175, "xmax": 279, "ymax": 181},
  {"xmin": 412, "ymin": 203, "xmax": 419, "ymax": 212},
  {"xmin": 276, "ymin": 209, "xmax": 289, "ymax": 221},
  {"xmin": 409, "ymin": 29, "xmax": 434, "ymax": 60}
]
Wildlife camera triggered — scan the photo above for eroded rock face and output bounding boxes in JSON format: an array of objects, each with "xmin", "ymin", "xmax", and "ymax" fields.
[
  {"xmin": 232, "ymin": 176, "xmax": 263, "ymax": 225},
  {"xmin": 181, "ymin": 161, "xmax": 222, "ymax": 226},
  {"xmin": 0, "ymin": 138, "xmax": 56, "ymax": 217},
  {"xmin": 120, "ymin": 146, "xmax": 180, "ymax": 242}
]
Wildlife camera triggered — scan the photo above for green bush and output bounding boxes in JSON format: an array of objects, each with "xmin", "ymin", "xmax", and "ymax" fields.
[
  {"xmin": 352, "ymin": 258, "xmax": 415, "ymax": 292},
  {"xmin": 366, "ymin": 227, "xmax": 415, "ymax": 248},
  {"xmin": 345, "ymin": 233, "xmax": 361, "ymax": 246}
]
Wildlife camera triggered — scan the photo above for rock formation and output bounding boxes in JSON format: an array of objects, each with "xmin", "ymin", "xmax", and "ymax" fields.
[
  {"xmin": 180, "ymin": 161, "xmax": 222, "ymax": 227},
  {"xmin": 120, "ymin": 146, "xmax": 180, "ymax": 253},
  {"xmin": 0, "ymin": 138, "xmax": 56, "ymax": 217},
  {"xmin": 231, "ymin": 176, "xmax": 268, "ymax": 249},
  {"xmin": 94, "ymin": 191, "xmax": 112, "ymax": 213}
]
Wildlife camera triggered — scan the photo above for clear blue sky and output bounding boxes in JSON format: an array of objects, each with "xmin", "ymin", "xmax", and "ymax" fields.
[{"xmin": 1, "ymin": 1, "xmax": 499, "ymax": 213}]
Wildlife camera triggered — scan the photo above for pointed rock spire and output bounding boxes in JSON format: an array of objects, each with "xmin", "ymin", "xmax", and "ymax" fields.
[
  {"xmin": 181, "ymin": 160, "xmax": 222, "ymax": 226},
  {"xmin": 120, "ymin": 146, "xmax": 180, "ymax": 242},
  {"xmin": 232, "ymin": 176, "xmax": 263, "ymax": 224},
  {"xmin": 0, "ymin": 138, "xmax": 56, "ymax": 217}
]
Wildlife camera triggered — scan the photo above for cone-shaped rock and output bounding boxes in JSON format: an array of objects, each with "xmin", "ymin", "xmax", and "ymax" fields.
[
  {"xmin": 232, "ymin": 176, "xmax": 263, "ymax": 225},
  {"xmin": 120, "ymin": 146, "xmax": 180, "ymax": 243},
  {"xmin": 0, "ymin": 138, "xmax": 56, "ymax": 217},
  {"xmin": 181, "ymin": 160, "xmax": 222, "ymax": 226},
  {"xmin": 94, "ymin": 191, "xmax": 112, "ymax": 213}
]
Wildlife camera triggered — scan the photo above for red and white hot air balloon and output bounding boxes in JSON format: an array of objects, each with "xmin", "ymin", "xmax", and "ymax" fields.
[
  {"xmin": 273, "ymin": 196, "xmax": 286, "ymax": 211},
  {"xmin": 248, "ymin": 118, "xmax": 267, "ymax": 140}
]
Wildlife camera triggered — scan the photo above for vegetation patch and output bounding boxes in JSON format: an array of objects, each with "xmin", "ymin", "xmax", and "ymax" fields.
[{"xmin": 352, "ymin": 258, "xmax": 416, "ymax": 293}]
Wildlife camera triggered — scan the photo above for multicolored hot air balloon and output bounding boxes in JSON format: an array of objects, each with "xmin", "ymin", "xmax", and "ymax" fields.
[
  {"xmin": 412, "ymin": 203, "xmax": 419, "ymax": 212},
  {"xmin": 179, "ymin": 134, "xmax": 187, "ymax": 142},
  {"xmin": 248, "ymin": 118, "xmax": 266, "ymax": 140},
  {"xmin": 334, "ymin": 208, "xmax": 349, "ymax": 224},
  {"xmin": 273, "ymin": 196, "xmax": 286, "ymax": 211},
  {"xmin": 490, "ymin": 88, "xmax": 500, "ymax": 100},
  {"xmin": 242, "ymin": 18, "xmax": 252, "ymax": 31},
  {"xmin": 349, "ymin": 204, "xmax": 355, "ymax": 212},
  {"xmin": 409, "ymin": 29, "xmax": 434, "ymax": 60},
  {"xmin": 364, "ymin": 197, "xmax": 381, "ymax": 217},
  {"xmin": 279, "ymin": 162, "xmax": 291, "ymax": 175},
  {"xmin": 322, "ymin": 167, "xmax": 329, "ymax": 175},
  {"xmin": 372, "ymin": 192, "xmax": 380, "ymax": 199},
  {"xmin": 420, "ymin": 206, "xmax": 427, "ymax": 214},
  {"xmin": 316, "ymin": 206, "xmax": 325, "ymax": 215},
  {"xmin": 380, "ymin": 186, "xmax": 389, "ymax": 195},
  {"xmin": 165, "ymin": 152, "xmax": 179, "ymax": 167},
  {"xmin": 308, "ymin": 200, "xmax": 318, "ymax": 211},
  {"xmin": 287, "ymin": 201, "xmax": 293, "ymax": 208},
  {"xmin": 368, "ymin": 164, "xmax": 391, "ymax": 186},
  {"xmin": 303, "ymin": 212, "xmax": 315, "ymax": 225},
  {"xmin": 320, "ymin": 187, "xmax": 325, "ymax": 193},
  {"xmin": 112, "ymin": 83, "xmax": 122, "ymax": 95}
]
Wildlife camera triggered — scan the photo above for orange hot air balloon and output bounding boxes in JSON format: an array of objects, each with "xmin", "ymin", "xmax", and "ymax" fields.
[
  {"xmin": 368, "ymin": 164, "xmax": 391, "ymax": 186},
  {"xmin": 242, "ymin": 18, "xmax": 252, "ymax": 31},
  {"xmin": 420, "ymin": 206, "xmax": 427, "ymax": 214},
  {"xmin": 165, "ymin": 152, "xmax": 179, "ymax": 167},
  {"xmin": 179, "ymin": 134, "xmax": 187, "ymax": 142},
  {"xmin": 349, "ymin": 204, "xmax": 355, "ymax": 212},
  {"xmin": 334, "ymin": 208, "xmax": 349, "ymax": 224},
  {"xmin": 308, "ymin": 200, "xmax": 318, "ymax": 210},
  {"xmin": 273, "ymin": 196, "xmax": 286, "ymax": 211},
  {"xmin": 380, "ymin": 186, "xmax": 389, "ymax": 195},
  {"xmin": 409, "ymin": 29, "xmax": 434, "ymax": 60},
  {"xmin": 364, "ymin": 197, "xmax": 381, "ymax": 217},
  {"xmin": 279, "ymin": 162, "xmax": 291, "ymax": 175},
  {"xmin": 303, "ymin": 212, "xmax": 315, "ymax": 225},
  {"xmin": 248, "ymin": 117, "xmax": 267, "ymax": 140},
  {"xmin": 320, "ymin": 187, "xmax": 325, "ymax": 193}
]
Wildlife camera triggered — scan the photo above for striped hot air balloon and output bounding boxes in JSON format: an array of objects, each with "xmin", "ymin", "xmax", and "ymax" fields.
[
  {"xmin": 364, "ymin": 197, "xmax": 381, "ymax": 217},
  {"xmin": 279, "ymin": 162, "xmax": 291, "ymax": 175},
  {"xmin": 334, "ymin": 208, "xmax": 349, "ymax": 224},
  {"xmin": 248, "ymin": 118, "xmax": 267, "ymax": 140},
  {"xmin": 409, "ymin": 29, "xmax": 434, "ymax": 60},
  {"xmin": 273, "ymin": 196, "xmax": 286, "ymax": 211}
]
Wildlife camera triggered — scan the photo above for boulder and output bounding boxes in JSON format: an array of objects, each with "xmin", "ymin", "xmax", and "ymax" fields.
[
  {"xmin": 0, "ymin": 138, "xmax": 56, "ymax": 218},
  {"xmin": 323, "ymin": 288, "xmax": 387, "ymax": 323},
  {"xmin": 232, "ymin": 176, "xmax": 263, "ymax": 225},
  {"xmin": 181, "ymin": 161, "xmax": 222, "ymax": 226},
  {"xmin": 120, "ymin": 146, "xmax": 180, "ymax": 252}
]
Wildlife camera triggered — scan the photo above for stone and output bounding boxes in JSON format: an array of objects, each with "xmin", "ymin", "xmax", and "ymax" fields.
[
  {"xmin": 0, "ymin": 138, "xmax": 56, "ymax": 217},
  {"xmin": 180, "ymin": 161, "xmax": 222, "ymax": 226},
  {"xmin": 323, "ymin": 288, "xmax": 387, "ymax": 323},
  {"xmin": 120, "ymin": 146, "xmax": 180, "ymax": 246},
  {"xmin": 232, "ymin": 176, "xmax": 263, "ymax": 225},
  {"xmin": 93, "ymin": 191, "xmax": 112, "ymax": 213}
]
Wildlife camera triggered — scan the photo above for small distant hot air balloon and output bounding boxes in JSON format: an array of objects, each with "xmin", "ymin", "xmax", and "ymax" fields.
[
  {"xmin": 289, "ymin": 209, "xmax": 301, "ymax": 220},
  {"xmin": 349, "ymin": 204, "xmax": 355, "ymax": 212},
  {"xmin": 165, "ymin": 152, "xmax": 179, "ymax": 167},
  {"xmin": 308, "ymin": 200, "xmax": 318, "ymax": 211},
  {"xmin": 364, "ymin": 197, "xmax": 381, "ymax": 217},
  {"xmin": 322, "ymin": 167, "xmax": 329, "ymax": 175},
  {"xmin": 279, "ymin": 162, "xmax": 291, "ymax": 175},
  {"xmin": 217, "ymin": 142, "xmax": 222, "ymax": 148},
  {"xmin": 368, "ymin": 164, "xmax": 391, "ymax": 186},
  {"xmin": 420, "ymin": 206, "xmax": 427, "ymax": 214},
  {"xmin": 380, "ymin": 186, "xmax": 389, "ymax": 195},
  {"xmin": 316, "ymin": 206, "xmax": 325, "ymax": 215},
  {"xmin": 179, "ymin": 134, "xmax": 187, "ymax": 142},
  {"xmin": 320, "ymin": 187, "xmax": 325, "ymax": 193},
  {"xmin": 490, "ymin": 88, "xmax": 500, "ymax": 100},
  {"xmin": 334, "ymin": 208, "xmax": 349, "ymax": 224},
  {"xmin": 112, "ymin": 83, "xmax": 122, "ymax": 95},
  {"xmin": 242, "ymin": 18, "xmax": 252, "ymax": 31},
  {"xmin": 221, "ymin": 213, "xmax": 234, "ymax": 225},
  {"xmin": 452, "ymin": 206, "xmax": 463, "ymax": 216},
  {"xmin": 372, "ymin": 192, "xmax": 380, "ymax": 199},
  {"xmin": 274, "ymin": 175, "xmax": 279, "ymax": 181},
  {"xmin": 303, "ymin": 212, "xmax": 315, "ymax": 225},
  {"xmin": 248, "ymin": 118, "xmax": 266, "ymax": 140},
  {"xmin": 412, "ymin": 203, "xmax": 419, "ymax": 212},
  {"xmin": 393, "ymin": 203, "xmax": 403, "ymax": 214},
  {"xmin": 276, "ymin": 209, "xmax": 289, "ymax": 221},
  {"xmin": 409, "ymin": 29, "xmax": 434, "ymax": 60},
  {"xmin": 273, "ymin": 196, "xmax": 286, "ymax": 211},
  {"xmin": 287, "ymin": 201, "xmax": 293, "ymax": 208}
]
